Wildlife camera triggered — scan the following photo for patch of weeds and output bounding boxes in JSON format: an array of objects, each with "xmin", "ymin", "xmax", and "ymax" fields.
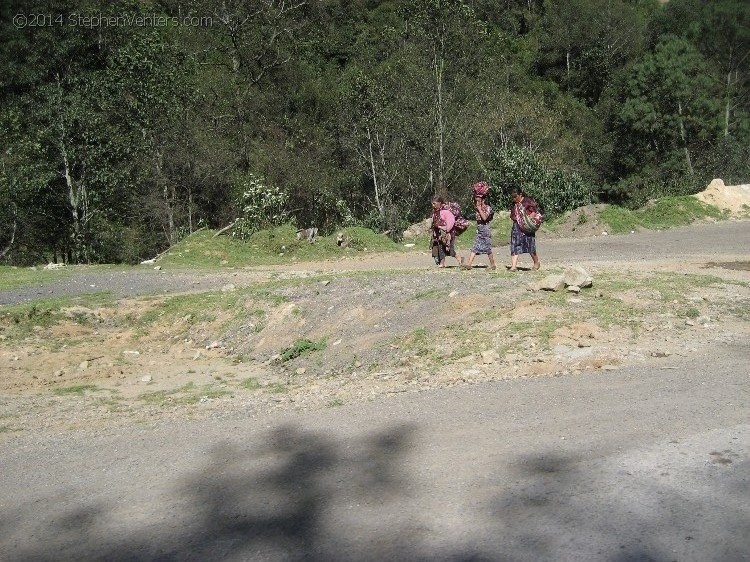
[
  {"xmin": 408, "ymin": 289, "xmax": 447, "ymax": 301},
  {"xmin": 52, "ymin": 384, "xmax": 100, "ymax": 395},
  {"xmin": 280, "ymin": 338, "xmax": 326, "ymax": 362},
  {"xmin": 0, "ymin": 425, "xmax": 20, "ymax": 433},
  {"xmin": 601, "ymin": 196, "xmax": 726, "ymax": 234},
  {"xmin": 577, "ymin": 211, "xmax": 588, "ymax": 225},
  {"xmin": 327, "ymin": 398, "xmax": 344, "ymax": 408},
  {"xmin": 240, "ymin": 377, "xmax": 261, "ymax": 390},
  {"xmin": 138, "ymin": 382, "xmax": 231, "ymax": 406},
  {"xmin": 589, "ymin": 296, "xmax": 644, "ymax": 328},
  {"xmin": 685, "ymin": 307, "xmax": 700, "ymax": 319},
  {"xmin": 92, "ymin": 397, "xmax": 128, "ymax": 412},
  {"xmin": 267, "ymin": 383, "xmax": 289, "ymax": 394}
]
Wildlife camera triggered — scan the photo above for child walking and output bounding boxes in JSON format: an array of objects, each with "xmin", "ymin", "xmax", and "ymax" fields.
[{"xmin": 462, "ymin": 182, "xmax": 496, "ymax": 271}]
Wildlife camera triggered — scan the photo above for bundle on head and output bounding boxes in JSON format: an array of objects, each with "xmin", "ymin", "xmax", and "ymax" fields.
[{"xmin": 472, "ymin": 181, "xmax": 489, "ymax": 197}]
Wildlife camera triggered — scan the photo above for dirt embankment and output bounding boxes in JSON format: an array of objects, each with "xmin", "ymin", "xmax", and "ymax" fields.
[{"xmin": 1, "ymin": 240, "xmax": 749, "ymax": 439}]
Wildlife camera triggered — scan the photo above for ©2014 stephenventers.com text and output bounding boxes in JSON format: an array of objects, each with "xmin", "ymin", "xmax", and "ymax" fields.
[{"xmin": 12, "ymin": 12, "xmax": 214, "ymax": 29}]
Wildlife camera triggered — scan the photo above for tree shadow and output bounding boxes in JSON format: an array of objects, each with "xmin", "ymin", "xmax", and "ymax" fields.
[{"xmin": 2, "ymin": 426, "xmax": 748, "ymax": 561}]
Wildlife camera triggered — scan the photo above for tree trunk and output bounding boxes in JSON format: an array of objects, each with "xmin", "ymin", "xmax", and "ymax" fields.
[
  {"xmin": 677, "ymin": 101, "xmax": 694, "ymax": 176},
  {"xmin": 0, "ymin": 203, "xmax": 16, "ymax": 260},
  {"xmin": 366, "ymin": 126, "xmax": 384, "ymax": 218},
  {"xmin": 156, "ymin": 147, "xmax": 176, "ymax": 245}
]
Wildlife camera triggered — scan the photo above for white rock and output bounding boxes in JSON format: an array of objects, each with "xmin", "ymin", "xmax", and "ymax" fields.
[
  {"xmin": 123, "ymin": 350, "xmax": 140, "ymax": 355},
  {"xmin": 296, "ymin": 368, "xmax": 306, "ymax": 375},
  {"xmin": 78, "ymin": 360, "xmax": 89, "ymax": 371},
  {"xmin": 154, "ymin": 265, "xmax": 161, "ymax": 271},
  {"xmin": 449, "ymin": 291, "xmax": 459, "ymax": 298},
  {"xmin": 141, "ymin": 375, "xmax": 152, "ymax": 382},
  {"xmin": 221, "ymin": 284, "xmax": 236, "ymax": 292},
  {"xmin": 140, "ymin": 259, "xmax": 155, "ymax": 265},
  {"xmin": 563, "ymin": 266, "xmax": 593, "ymax": 288},
  {"xmin": 193, "ymin": 350, "xmax": 201, "ymax": 360}
]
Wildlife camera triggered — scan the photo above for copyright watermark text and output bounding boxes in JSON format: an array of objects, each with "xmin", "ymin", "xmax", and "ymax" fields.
[{"xmin": 12, "ymin": 13, "xmax": 213, "ymax": 29}]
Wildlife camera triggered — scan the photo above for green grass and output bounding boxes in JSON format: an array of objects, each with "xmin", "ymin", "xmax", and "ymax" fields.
[
  {"xmin": 280, "ymin": 338, "xmax": 327, "ymax": 362},
  {"xmin": 600, "ymin": 196, "xmax": 726, "ymax": 234},
  {"xmin": 239, "ymin": 377, "xmax": 261, "ymax": 390},
  {"xmin": 157, "ymin": 224, "xmax": 403, "ymax": 268},
  {"xmin": 52, "ymin": 384, "xmax": 100, "ymax": 395},
  {"xmin": 0, "ymin": 293, "xmax": 115, "ymax": 340},
  {"xmin": 138, "ymin": 382, "xmax": 231, "ymax": 406}
]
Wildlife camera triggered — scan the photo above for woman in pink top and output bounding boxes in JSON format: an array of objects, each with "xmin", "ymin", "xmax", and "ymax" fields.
[{"xmin": 431, "ymin": 194, "xmax": 463, "ymax": 268}]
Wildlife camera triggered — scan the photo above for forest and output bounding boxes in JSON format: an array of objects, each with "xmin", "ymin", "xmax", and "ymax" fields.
[{"xmin": 1, "ymin": 0, "xmax": 748, "ymax": 265}]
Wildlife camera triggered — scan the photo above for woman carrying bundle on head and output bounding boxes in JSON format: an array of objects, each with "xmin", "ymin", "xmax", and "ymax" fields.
[
  {"xmin": 509, "ymin": 189, "xmax": 541, "ymax": 272},
  {"xmin": 462, "ymin": 181, "xmax": 496, "ymax": 271}
]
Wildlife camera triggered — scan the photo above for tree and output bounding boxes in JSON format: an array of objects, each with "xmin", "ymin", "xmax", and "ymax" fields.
[{"xmin": 615, "ymin": 36, "xmax": 720, "ymax": 185}]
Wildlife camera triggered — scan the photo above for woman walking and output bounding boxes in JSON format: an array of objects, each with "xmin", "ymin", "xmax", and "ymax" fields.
[
  {"xmin": 462, "ymin": 182, "xmax": 496, "ymax": 271},
  {"xmin": 431, "ymin": 194, "xmax": 463, "ymax": 268},
  {"xmin": 509, "ymin": 189, "xmax": 541, "ymax": 271}
]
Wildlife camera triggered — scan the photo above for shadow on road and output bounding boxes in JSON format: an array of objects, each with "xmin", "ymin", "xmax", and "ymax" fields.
[{"xmin": 2, "ymin": 424, "xmax": 748, "ymax": 561}]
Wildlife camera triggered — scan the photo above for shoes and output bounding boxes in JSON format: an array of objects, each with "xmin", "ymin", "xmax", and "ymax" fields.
[
  {"xmin": 533, "ymin": 263, "xmax": 540, "ymax": 271},
  {"xmin": 509, "ymin": 267, "xmax": 518, "ymax": 272},
  {"xmin": 488, "ymin": 266, "xmax": 497, "ymax": 271}
]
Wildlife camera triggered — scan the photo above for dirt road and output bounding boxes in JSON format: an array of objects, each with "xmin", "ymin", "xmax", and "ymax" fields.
[{"xmin": 0, "ymin": 220, "xmax": 748, "ymax": 561}]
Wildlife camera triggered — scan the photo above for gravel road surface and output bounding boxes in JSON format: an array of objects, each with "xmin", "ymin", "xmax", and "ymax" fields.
[{"xmin": 1, "ymin": 344, "xmax": 747, "ymax": 561}]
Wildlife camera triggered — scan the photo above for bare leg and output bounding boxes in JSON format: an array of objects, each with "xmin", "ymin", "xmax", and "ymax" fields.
[
  {"xmin": 509, "ymin": 254, "xmax": 518, "ymax": 271},
  {"xmin": 463, "ymin": 252, "xmax": 476, "ymax": 269},
  {"xmin": 488, "ymin": 252, "xmax": 496, "ymax": 270},
  {"xmin": 531, "ymin": 252, "xmax": 540, "ymax": 270}
]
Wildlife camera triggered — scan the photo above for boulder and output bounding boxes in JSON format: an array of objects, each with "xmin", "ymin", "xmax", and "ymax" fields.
[{"xmin": 564, "ymin": 266, "xmax": 593, "ymax": 288}]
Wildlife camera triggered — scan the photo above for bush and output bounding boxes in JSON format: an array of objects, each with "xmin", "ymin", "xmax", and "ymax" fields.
[
  {"xmin": 231, "ymin": 173, "xmax": 289, "ymax": 239},
  {"xmin": 487, "ymin": 145, "xmax": 594, "ymax": 216}
]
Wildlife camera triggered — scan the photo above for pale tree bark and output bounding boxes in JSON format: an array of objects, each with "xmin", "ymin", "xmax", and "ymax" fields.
[
  {"xmin": 0, "ymin": 203, "xmax": 17, "ymax": 260},
  {"xmin": 677, "ymin": 101, "xmax": 694, "ymax": 176},
  {"xmin": 155, "ymin": 147, "xmax": 177, "ymax": 246},
  {"xmin": 55, "ymin": 74, "xmax": 92, "ymax": 263}
]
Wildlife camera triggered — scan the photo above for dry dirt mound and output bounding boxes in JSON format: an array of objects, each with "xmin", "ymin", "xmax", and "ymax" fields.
[{"xmin": 693, "ymin": 178, "xmax": 750, "ymax": 216}]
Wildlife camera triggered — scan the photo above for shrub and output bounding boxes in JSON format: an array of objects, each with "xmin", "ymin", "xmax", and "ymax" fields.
[
  {"xmin": 488, "ymin": 145, "xmax": 594, "ymax": 216},
  {"xmin": 231, "ymin": 173, "xmax": 289, "ymax": 239}
]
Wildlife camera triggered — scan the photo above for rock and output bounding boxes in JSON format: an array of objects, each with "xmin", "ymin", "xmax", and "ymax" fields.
[
  {"xmin": 332, "ymin": 339, "xmax": 342, "ymax": 346},
  {"xmin": 43, "ymin": 263, "xmax": 66, "ymax": 270},
  {"xmin": 221, "ymin": 284, "xmax": 236, "ymax": 292},
  {"xmin": 192, "ymin": 350, "xmax": 201, "ymax": 360},
  {"xmin": 123, "ymin": 350, "xmax": 140, "ymax": 355},
  {"xmin": 537, "ymin": 274, "xmax": 566, "ymax": 292},
  {"xmin": 154, "ymin": 265, "xmax": 162, "ymax": 271},
  {"xmin": 685, "ymin": 319, "xmax": 695, "ymax": 326},
  {"xmin": 206, "ymin": 341, "xmax": 221, "ymax": 349},
  {"xmin": 296, "ymin": 368, "xmax": 306, "ymax": 375},
  {"xmin": 141, "ymin": 375, "xmax": 152, "ymax": 382},
  {"xmin": 480, "ymin": 350, "xmax": 500, "ymax": 364},
  {"xmin": 651, "ymin": 350, "xmax": 671, "ymax": 358},
  {"xmin": 563, "ymin": 266, "xmax": 593, "ymax": 288},
  {"xmin": 78, "ymin": 360, "xmax": 89, "ymax": 371},
  {"xmin": 140, "ymin": 259, "xmax": 155, "ymax": 265},
  {"xmin": 321, "ymin": 280, "xmax": 331, "ymax": 286},
  {"xmin": 567, "ymin": 285, "xmax": 581, "ymax": 294},
  {"xmin": 54, "ymin": 369, "xmax": 64, "ymax": 377},
  {"xmin": 449, "ymin": 291, "xmax": 459, "ymax": 298}
]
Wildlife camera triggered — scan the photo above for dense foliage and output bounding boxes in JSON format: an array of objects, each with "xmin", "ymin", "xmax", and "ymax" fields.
[{"xmin": 1, "ymin": 0, "xmax": 748, "ymax": 264}]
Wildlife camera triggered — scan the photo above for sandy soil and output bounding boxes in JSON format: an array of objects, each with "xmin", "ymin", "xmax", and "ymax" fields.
[{"xmin": 1, "ymin": 221, "xmax": 749, "ymax": 440}]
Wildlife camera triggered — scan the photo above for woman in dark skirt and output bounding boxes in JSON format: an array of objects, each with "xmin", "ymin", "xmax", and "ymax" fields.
[{"xmin": 509, "ymin": 189, "xmax": 541, "ymax": 271}]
